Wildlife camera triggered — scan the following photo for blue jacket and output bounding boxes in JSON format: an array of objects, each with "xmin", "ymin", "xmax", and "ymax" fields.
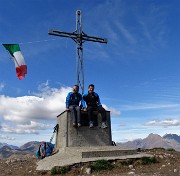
[
  {"xmin": 66, "ymin": 92, "xmax": 82, "ymax": 108},
  {"xmin": 45, "ymin": 142, "xmax": 55, "ymax": 157},
  {"xmin": 82, "ymin": 92, "xmax": 102, "ymax": 108}
]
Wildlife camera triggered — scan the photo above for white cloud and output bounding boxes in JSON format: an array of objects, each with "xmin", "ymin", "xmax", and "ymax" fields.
[
  {"xmin": 102, "ymin": 104, "xmax": 121, "ymax": 116},
  {"xmin": 17, "ymin": 121, "xmax": 53, "ymax": 130},
  {"xmin": 0, "ymin": 83, "xmax": 5, "ymax": 92},
  {"xmin": 0, "ymin": 82, "xmax": 71, "ymax": 135},
  {"xmin": 0, "ymin": 85, "xmax": 71, "ymax": 124},
  {"xmin": 116, "ymin": 22, "xmax": 137, "ymax": 45},
  {"xmin": 0, "ymin": 83, "xmax": 120, "ymax": 135},
  {"xmin": 144, "ymin": 119, "xmax": 180, "ymax": 127},
  {"xmin": 1, "ymin": 124, "xmax": 37, "ymax": 134},
  {"xmin": 0, "ymin": 134, "xmax": 15, "ymax": 140},
  {"xmin": 0, "ymin": 121, "xmax": 53, "ymax": 134},
  {"xmin": 121, "ymin": 103, "xmax": 180, "ymax": 111}
]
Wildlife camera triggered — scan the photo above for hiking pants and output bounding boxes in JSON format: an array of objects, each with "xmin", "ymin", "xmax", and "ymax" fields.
[
  {"xmin": 69, "ymin": 105, "xmax": 81, "ymax": 123},
  {"xmin": 87, "ymin": 106, "xmax": 106, "ymax": 122}
]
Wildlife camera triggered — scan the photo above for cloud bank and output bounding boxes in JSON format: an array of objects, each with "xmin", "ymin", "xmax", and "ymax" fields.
[
  {"xmin": 0, "ymin": 82, "xmax": 120, "ymax": 135},
  {"xmin": 144, "ymin": 119, "xmax": 180, "ymax": 127}
]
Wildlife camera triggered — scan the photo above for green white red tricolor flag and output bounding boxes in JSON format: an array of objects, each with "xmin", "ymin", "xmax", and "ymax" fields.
[{"xmin": 3, "ymin": 44, "xmax": 27, "ymax": 80}]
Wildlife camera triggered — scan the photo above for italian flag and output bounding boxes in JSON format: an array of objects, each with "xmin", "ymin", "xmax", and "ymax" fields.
[{"xmin": 3, "ymin": 44, "xmax": 27, "ymax": 80}]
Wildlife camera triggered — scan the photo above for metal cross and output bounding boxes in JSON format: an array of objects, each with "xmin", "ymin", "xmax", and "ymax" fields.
[{"xmin": 48, "ymin": 10, "xmax": 107, "ymax": 94}]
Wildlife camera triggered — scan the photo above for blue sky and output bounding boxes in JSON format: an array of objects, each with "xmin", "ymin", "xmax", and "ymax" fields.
[{"xmin": 0, "ymin": 0, "xmax": 179, "ymax": 146}]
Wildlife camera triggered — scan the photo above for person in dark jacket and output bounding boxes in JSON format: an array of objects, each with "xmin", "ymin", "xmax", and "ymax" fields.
[
  {"xmin": 66, "ymin": 85, "xmax": 82, "ymax": 127},
  {"xmin": 82, "ymin": 84, "xmax": 107, "ymax": 128}
]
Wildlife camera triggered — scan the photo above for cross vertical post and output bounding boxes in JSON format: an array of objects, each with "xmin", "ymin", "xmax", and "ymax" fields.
[
  {"xmin": 76, "ymin": 10, "xmax": 84, "ymax": 93},
  {"xmin": 48, "ymin": 10, "xmax": 107, "ymax": 94}
]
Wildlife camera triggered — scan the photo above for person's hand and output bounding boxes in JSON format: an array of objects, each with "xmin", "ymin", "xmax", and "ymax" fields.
[
  {"xmin": 83, "ymin": 108, "xmax": 87, "ymax": 111},
  {"xmin": 66, "ymin": 107, "xmax": 70, "ymax": 111}
]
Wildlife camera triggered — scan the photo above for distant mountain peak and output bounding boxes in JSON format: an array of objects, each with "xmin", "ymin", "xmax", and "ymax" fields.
[
  {"xmin": 117, "ymin": 133, "xmax": 180, "ymax": 152},
  {"xmin": 147, "ymin": 133, "xmax": 162, "ymax": 139},
  {"xmin": 0, "ymin": 145, "xmax": 12, "ymax": 151},
  {"xmin": 0, "ymin": 141, "xmax": 41, "ymax": 159},
  {"xmin": 163, "ymin": 133, "xmax": 179, "ymax": 138},
  {"xmin": 0, "ymin": 143, "xmax": 19, "ymax": 150},
  {"xmin": 163, "ymin": 134, "xmax": 180, "ymax": 143},
  {"xmin": 0, "ymin": 143, "xmax": 8, "ymax": 147}
]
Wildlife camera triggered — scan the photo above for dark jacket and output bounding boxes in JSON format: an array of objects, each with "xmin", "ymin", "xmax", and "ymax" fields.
[{"xmin": 82, "ymin": 92, "xmax": 101, "ymax": 108}]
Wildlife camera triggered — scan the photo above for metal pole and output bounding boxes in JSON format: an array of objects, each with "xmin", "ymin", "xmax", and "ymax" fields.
[
  {"xmin": 76, "ymin": 10, "xmax": 80, "ymax": 86},
  {"xmin": 79, "ymin": 11, "xmax": 84, "ymax": 94},
  {"xmin": 76, "ymin": 10, "xmax": 84, "ymax": 93}
]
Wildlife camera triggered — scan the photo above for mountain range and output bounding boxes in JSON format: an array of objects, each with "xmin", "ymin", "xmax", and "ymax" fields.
[
  {"xmin": 0, "ymin": 133, "xmax": 179, "ymax": 159},
  {"xmin": 0, "ymin": 141, "xmax": 41, "ymax": 159},
  {"xmin": 117, "ymin": 133, "xmax": 180, "ymax": 151}
]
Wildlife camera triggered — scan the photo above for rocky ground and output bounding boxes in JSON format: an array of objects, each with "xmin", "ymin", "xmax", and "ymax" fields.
[{"xmin": 0, "ymin": 148, "xmax": 179, "ymax": 176}]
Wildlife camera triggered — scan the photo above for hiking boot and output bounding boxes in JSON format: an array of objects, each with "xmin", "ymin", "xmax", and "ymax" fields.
[
  {"xmin": 73, "ymin": 123, "xmax": 76, "ymax": 127},
  {"xmin": 101, "ymin": 122, "xmax": 107, "ymax": 129},
  {"xmin": 77, "ymin": 123, "xmax": 81, "ymax": 127},
  {"xmin": 89, "ymin": 121, "xmax": 94, "ymax": 128}
]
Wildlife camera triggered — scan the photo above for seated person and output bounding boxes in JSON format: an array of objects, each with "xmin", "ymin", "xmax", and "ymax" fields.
[
  {"xmin": 66, "ymin": 85, "xmax": 82, "ymax": 127},
  {"xmin": 82, "ymin": 84, "xmax": 107, "ymax": 129}
]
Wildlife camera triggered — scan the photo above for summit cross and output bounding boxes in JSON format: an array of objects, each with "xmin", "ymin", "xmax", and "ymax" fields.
[{"xmin": 48, "ymin": 10, "xmax": 107, "ymax": 93}]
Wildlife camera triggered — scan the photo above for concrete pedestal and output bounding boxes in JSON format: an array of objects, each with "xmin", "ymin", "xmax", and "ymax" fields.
[
  {"xmin": 36, "ymin": 111, "xmax": 153, "ymax": 171},
  {"xmin": 55, "ymin": 111, "xmax": 112, "ymax": 149}
]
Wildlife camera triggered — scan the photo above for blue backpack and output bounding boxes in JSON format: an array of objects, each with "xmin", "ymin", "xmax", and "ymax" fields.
[{"xmin": 36, "ymin": 142, "xmax": 54, "ymax": 159}]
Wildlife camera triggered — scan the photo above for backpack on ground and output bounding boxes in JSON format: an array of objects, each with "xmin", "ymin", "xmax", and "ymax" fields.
[{"xmin": 36, "ymin": 142, "xmax": 54, "ymax": 159}]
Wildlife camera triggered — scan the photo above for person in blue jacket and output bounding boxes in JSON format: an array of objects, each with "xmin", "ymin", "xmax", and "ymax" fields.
[
  {"xmin": 66, "ymin": 85, "xmax": 82, "ymax": 127},
  {"xmin": 82, "ymin": 84, "xmax": 107, "ymax": 128},
  {"xmin": 36, "ymin": 142, "xmax": 55, "ymax": 159}
]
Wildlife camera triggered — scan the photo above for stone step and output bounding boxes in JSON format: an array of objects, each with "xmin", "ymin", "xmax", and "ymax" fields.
[{"xmin": 82, "ymin": 149, "xmax": 137, "ymax": 158}]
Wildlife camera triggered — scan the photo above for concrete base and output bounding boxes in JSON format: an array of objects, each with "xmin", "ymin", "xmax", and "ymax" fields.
[
  {"xmin": 56, "ymin": 111, "xmax": 112, "ymax": 149},
  {"xmin": 36, "ymin": 146, "xmax": 153, "ymax": 171}
]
